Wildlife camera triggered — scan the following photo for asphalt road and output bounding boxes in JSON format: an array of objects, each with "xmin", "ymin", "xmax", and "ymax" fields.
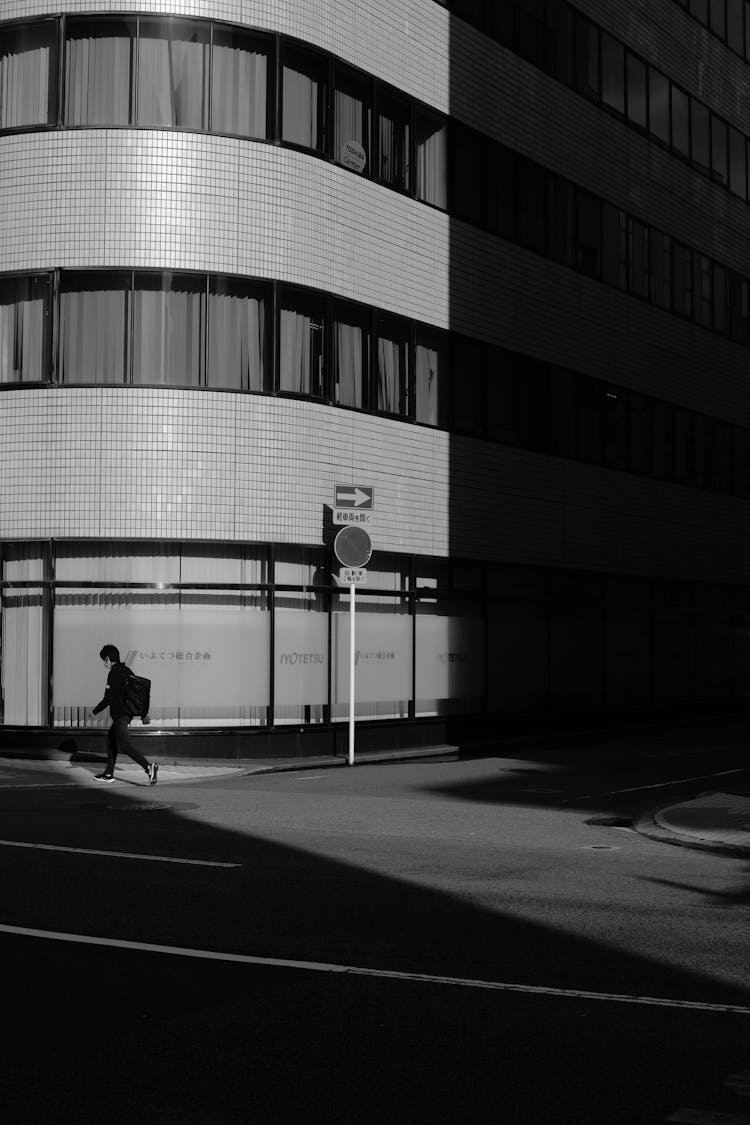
[{"xmin": 1, "ymin": 722, "xmax": 749, "ymax": 1123}]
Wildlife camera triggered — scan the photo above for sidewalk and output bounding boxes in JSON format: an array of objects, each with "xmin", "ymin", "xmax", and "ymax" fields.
[{"xmin": 635, "ymin": 788, "xmax": 750, "ymax": 853}]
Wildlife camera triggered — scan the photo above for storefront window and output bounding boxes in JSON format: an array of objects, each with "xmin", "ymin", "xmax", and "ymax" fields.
[
  {"xmin": 415, "ymin": 597, "xmax": 485, "ymax": 716},
  {"xmin": 274, "ymin": 590, "xmax": 328, "ymax": 724},
  {"xmin": 332, "ymin": 592, "xmax": 412, "ymax": 720},
  {"xmin": 1, "ymin": 545, "xmax": 48, "ymax": 725}
]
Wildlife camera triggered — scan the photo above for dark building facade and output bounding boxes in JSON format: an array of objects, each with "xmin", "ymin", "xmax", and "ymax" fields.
[{"xmin": 1, "ymin": 1, "xmax": 749, "ymax": 757}]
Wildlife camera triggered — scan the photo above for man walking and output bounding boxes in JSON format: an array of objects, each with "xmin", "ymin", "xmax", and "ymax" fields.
[{"xmin": 91, "ymin": 644, "xmax": 158, "ymax": 785}]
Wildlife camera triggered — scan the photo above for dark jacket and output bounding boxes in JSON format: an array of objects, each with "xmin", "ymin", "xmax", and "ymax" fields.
[{"xmin": 93, "ymin": 662, "xmax": 131, "ymax": 720}]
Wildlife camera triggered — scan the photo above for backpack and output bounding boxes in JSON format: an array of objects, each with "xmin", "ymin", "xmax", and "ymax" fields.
[{"xmin": 124, "ymin": 671, "xmax": 151, "ymax": 722}]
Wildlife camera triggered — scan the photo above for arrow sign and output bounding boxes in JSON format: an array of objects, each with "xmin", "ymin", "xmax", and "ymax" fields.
[{"xmin": 334, "ymin": 485, "xmax": 374, "ymax": 510}]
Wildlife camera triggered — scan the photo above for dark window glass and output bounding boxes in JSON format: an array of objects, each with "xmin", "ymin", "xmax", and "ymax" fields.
[
  {"xmin": 59, "ymin": 272, "xmax": 129, "ymax": 384},
  {"xmin": 710, "ymin": 0, "xmax": 727, "ymax": 36},
  {"xmin": 653, "ymin": 401, "xmax": 675, "ymax": 480},
  {"xmin": 132, "ymin": 272, "xmax": 205, "ymax": 386},
  {"xmin": 451, "ymin": 0, "xmax": 488, "ymax": 30},
  {"xmin": 416, "ymin": 110, "xmax": 448, "ymax": 209},
  {"xmin": 732, "ymin": 426, "xmax": 750, "ymax": 497},
  {"xmin": 712, "ymin": 264, "xmax": 728, "ymax": 335},
  {"xmin": 602, "ymin": 203, "xmax": 628, "ymax": 289},
  {"xmin": 547, "ymin": 177, "xmax": 574, "ymax": 266},
  {"xmin": 547, "ymin": 0, "xmax": 576, "ymax": 86},
  {"xmin": 65, "ymin": 18, "xmax": 133, "ymax": 126},
  {"xmin": 208, "ymin": 277, "xmax": 269, "ymax": 390},
  {"xmin": 575, "ymin": 191, "xmax": 601, "ymax": 277},
  {"xmin": 281, "ymin": 46, "xmax": 328, "ymax": 154},
  {"xmin": 415, "ymin": 327, "xmax": 450, "ymax": 427},
  {"xmin": 579, "ymin": 381, "xmax": 603, "ymax": 463},
  {"xmin": 548, "ymin": 368, "xmax": 578, "ymax": 458},
  {"xmin": 690, "ymin": 100, "xmax": 710, "ymax": 173},
  {"xmin": 486, "ymin": 145, "xmax": 517, "ymax": 239},
  {"xmin": 137, "ymin": 18, "xmax": 209, "ymax": 130},
  {"xmin": 452, "ymin": 126, "xmax": 484, "ymax": 224},
  {"xmin": 690, "ymin": 0, "xmax": 710, "ymax": 24},
  {"xmin": 695, "ymin": 416, "xmax": 718, "ymax": 490},
  {"xmin": 728, "ymin": 272, "xmax": 749, "ymax": 343},
  {"xmin": 519, "ymin": 359, "xmax": 549, "ymax": 451},
  {"xmin": 674, "ymin": 408, "xmax": 695, "ymax": 485},
  {"xmin": 487, "ymin": 2, "xmax": 516, "ymax": 47},
  {"xmin": 517, "ymin": 0, "xmax": 547, "ymax": 69},
  {"xmin": 278, "ymin": 287, "xmax": 326, "ymax": 397},
  {"xmin": 518, "ymin": 159, "xmax": 548, "ymax": 253},
  {"xmin": 727, "ymin": 0, "xmax": 745, "ymax": 52},
  {"xmin": 575, "ymin": 14, "xmax": 599, "ymax": 101},
  {"xmin": 629, "ymin": 394, "xmax": 651, "ymax": 474},
  {"xmin": 454, "ymin": 337, "xmax": 486, "ymax": 436},
  {"xmin": 694, "ymin": 252, "xmax": 712, "ymax": 328},
  {"xmin": 331, "ymin": 300, "xmax": 371, "ymax": 409},
  {"xmin": 711, "ymin": 115, "xmax": 728, "ymax": 185},
  {"xmin": 487, "ymin": 351, "xmax": 520, "ymax": 444},
  {"xmin": 746, "ymin": 0, "xmax": 750, "ymax": 58},
  {"xmin": 671, "ymin": 86, "xmax": 690, "ymax": 157},
  {"xmin": 600, "ymin": 33, "xmax": 625, "ymax": 115},
  {"xmin": 603, "ymin": 387, "xmax": 629, "ymax": 470},
  {"xmin": 729, "ymin": 128, "xmax": 747, "ymax": 199},
  {"xmin": 651, "ymin": 230, "xmax": 672, "ymax": 310},
  {"xmin": 333, "ymin": 64, "xmax": 371, "ymax": 174},
  {"xmin": 376, "ymin": 89, "xmax": 411, "ymax": 192},
  {"xmin": 375, "ymin": 313, "xmax": 410, "ymax": 416},
  {"xmin": 211, "ymin": 28, "xmax": 271, "ymax": 139},
  {"xmin": 0, "ymin": 19, "xmax": 57, "ymax": 128},
  {"xmin": 626, "ymin": 53, "xmax": 647, "ymax": 129},
  {"xmin": 628, "ymin": 218, "xmax": 651, "ymax": 299},
  {"xmin": 0, "ymin": 274, "xmax": 51, "ymax": 383},
  {"xmin": 672, "ymin": 243, "xmax": 693, "ymax": 318},
  {"xmin": 716, "ymin": 421, "xmax": 733, "ymax": 493},
  {"xmin": 648, "ymin": 69, "xmax": 670, "ymax": 144}
]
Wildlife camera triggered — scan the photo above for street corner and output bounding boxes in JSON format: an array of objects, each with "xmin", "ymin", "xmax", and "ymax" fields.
[
  {"xmin": 634, "ymin": 791, "xmax": 750, "ymax": 854},
  {"xmin": 0, "ymin": 758, "xmax": 247, "ymax": 789}
]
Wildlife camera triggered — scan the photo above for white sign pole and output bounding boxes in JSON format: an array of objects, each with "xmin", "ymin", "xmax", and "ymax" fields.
[{"xmin": 348, "ymin": 582, "xmax": 356, "ymax": 766}]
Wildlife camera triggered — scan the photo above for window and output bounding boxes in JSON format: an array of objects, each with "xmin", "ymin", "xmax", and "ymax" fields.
[
  {"xmin": 331, "ymin": 300, "xmax": 370, "ymax": 408},
  {"xmin": 653, "ymin": 401, "xmax": 676, "ymax": 480},
  {"xmin": 376, "ymin": 89, "xmax": 411, "ymax": 192},
  {"xmin": 278, "ymin": 288, "xmax": 326, "ymax": 398},
  {"xmin": 547, "ymin": 177, "xmax": 574, "ymax": 266},
  {"xmin": 452, "ymin": 125, "xmax": 484, "ymax": 225},
  {"xmin": 64, "ymin": 18, "xmax": 133, "ymax": 126},
  {"xmin": 673, "ymin": 243, "xmax": 693, "ymax": 318},
  {"xmin": 548, "ymin": 367, "xmax": 578, "ymax": 458},
  {"xmin": 416, "ymin": 109, "xmax": 448, "ymax": 209},
  {"xmin": 415, "ymin": 327, "xmax": 450, "ymax": 427},
  {"xmin": 575, "ymin": 191, "xmax": 601, "ymax": 276},
  {"xmin": 486, "ymin": 145, "xmax": 517, "ymax": 239},
  {"xmin": 728, "ymin": 272, "xmax": 749, "ymax": 343},
  {"xmin": 282, "ymin": 45, "xmax": 328, "ymax": 154},
  {"xmin": 132, "ymin": 272, "xmax": 205, "ymax": 386},
  {"xmin": 136, "ymin": 19, "xmax": 208, "ymax": 130},
  {"xmin": 59, "ymin": 272, "xmax": 129, "ymax": 384},
  {"xmin": 210, "ymin": 28, "xmax": 270, "ymax": 138},
  {"xmin": 651, "ymin": 230, "xmax": 672, "ymax": 310},
  {"xmin": 575, "ymin": 14, "xmax": 599, "ymax": 100},
  {"xmin": 0, "ymin": 274, "xmax": 50, "ymax": 383},
  {"xmin": 333, "ymin": 65, "xmax": 371, "ymax": 173},
  {"xmin": 602, "ymin": 203, "xmax": 628, "ymax": 289},
  {"xmin": 694, "ymin": 253, "xmax": 712, "ymax": 328},
  {"xmin": 603, "ymin": 388, "xmax": 629, "ymax": 470},
  {"xmin": 628, "ymin": 218, "xmax": 651, "ymax": 299},
  {"xmin": 375, "ymin": 314, "xmax": 410, "ymax": 416},
  {"xmin": 690, "ymin": 0, "xmax": 710, "ymax": 24},
  {"xmin": 649, "ymin": 69, "xmax": 670, "ymax": 144},
  {"xmin": 454, "ymin": 337, "xmax": 486, "ymax": 436},
  {"xmin": 629, "ymin": 394, "xmax": 651, "ymax": 474},
  {"xmin": 671, "ymin": 86, "xmax": 690, "ymax": 157},
  {"xmin": 711, "ymin": 115, "xmax": 728, "ymax": 185},
  {"xmin": 517, "ymin": 0, "xmax": 547, "ymax": 69},
  {"xmin": 690, "ymin": 99, "xmax": 710, "ymax": 173},
  {"xmin": 579, "ymin": 381, "xmax": 603, "ymax": 463},
  {"xmin": 0, "ymin": 20, "xmax": 57, "ymax": 129},
  {"xmin": 729, "ymin": 128, "xmax": 747, "ymax": 200},
  {"xmin": 547, "ymin": 0, "xmax": 576, "ymax": 86},
  {"xmin": 518, "ymin": 159, "xmax": 548, "ymax": 253},
  {"xmin": 487, "ymin": 351, "xmax": 520, "ymax": 444},
  {"xmin": 713, "ymin": 264, "xmax": 728, "ymax": 335},
  {"xmin": 600, "ymin": 33, "xmax": 625, "ymax": 115},
  {"xmin": 626, "ymin": 53, "xmax": 647, "ymax": 129},
  {"xmin": 710, "ymin": 0, "xmax": 727, "ymax": 36},
  {"xmin": 208, "ymin": 277, "xmax": 269, "ymax": 390},
  {"xmin": 727, "ymin": 0, "xmax": 745, "ymax": 53}
]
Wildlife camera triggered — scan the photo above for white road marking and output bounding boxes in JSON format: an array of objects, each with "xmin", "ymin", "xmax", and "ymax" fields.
[
  {"xmin": 0, "ymin": 922, "xmax": 748, "ymax": 1015},
  {"xmin": 573, "ymin": 768, "xmax": 747, "ymax": 801},
  {"xmin": 0, "ymin": 839, "xmax": 239, "ymax": 868}
]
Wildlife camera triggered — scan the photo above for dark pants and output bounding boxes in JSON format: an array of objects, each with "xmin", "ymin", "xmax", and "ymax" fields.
[{"xmin": 106, "ymin": 717, "xmax": 150, "ymax": 774}]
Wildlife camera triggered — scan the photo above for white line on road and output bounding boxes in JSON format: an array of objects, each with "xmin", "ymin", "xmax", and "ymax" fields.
[
  {"xmin": 572, "ymin": 768, "xmax": 747, "ymax": 801},
  {"xmin": 0, "ymin": 922, "xmax": 748, "ymax": 1015},
  {"xmin": 0, "ymin": 840, "xmax": 239, "ymax": 868}
]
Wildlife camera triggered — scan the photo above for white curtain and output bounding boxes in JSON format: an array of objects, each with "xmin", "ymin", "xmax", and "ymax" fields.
[
  {"xmin": 416, "ymin": 339, "xmax": 442, "ymax": 426},
  {"xmin": 0, "ymin": 279, "xmax": 46, "ymax": 383},
  {"xmin": 0, "ymin": 28, "xmax": 51, "ymax": 128},
  {"xmin": 133, "ymin": 276, "xmax": 203, "ymax": 385},
  {"xmin": 137, "ymin": 24, "xmax": 207, "ymax": 129},
  {"xmin": 59, "ymin": 279, "xmax": 127, "ymax": 383},
  {"xmin": 282, "ymin": 65, "xmax": 320, "ymax": 149},
  {"xmin": 377, "ymin": 337, "xmax": 399, "ymax": 413},
  {"xmin": 333, "ymin": 318, "xmax": 363, "ymax": 407},
  {"xmin": 211, "ymin": 36, "xmax": 267, "ymax": 137},
  {"xmin": 1, "ymin": 547, "xmax": 46, "ymax": 725},
  {"xmin": 64, "ymin": 24, "xmax": 131, "ymax": 125},
  {"xmin": 279, "ymin": 307, "xmax": 316, "ymax": 394},
  {"xmin": 417, "ymin": 117, "xmax": 447, "ymax": 208},
  {"xmin": 209, "ymin": 286, "xmax": 265, "ymax": 389}
]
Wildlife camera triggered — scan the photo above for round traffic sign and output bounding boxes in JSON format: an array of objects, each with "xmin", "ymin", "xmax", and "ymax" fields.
[{"xmin": 334, "ymin": 525, "xmax": 372, "ymax": 568}]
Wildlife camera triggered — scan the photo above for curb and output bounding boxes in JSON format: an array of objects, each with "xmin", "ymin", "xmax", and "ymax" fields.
[{"xmin": 633, "ymin": 811, "xmax": 750, "ymax": 856}]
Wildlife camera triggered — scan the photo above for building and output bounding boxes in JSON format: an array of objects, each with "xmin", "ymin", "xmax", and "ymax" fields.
[{"xmin": 2, "ymin": 0, "xmax": 750, "ymax": 758}]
